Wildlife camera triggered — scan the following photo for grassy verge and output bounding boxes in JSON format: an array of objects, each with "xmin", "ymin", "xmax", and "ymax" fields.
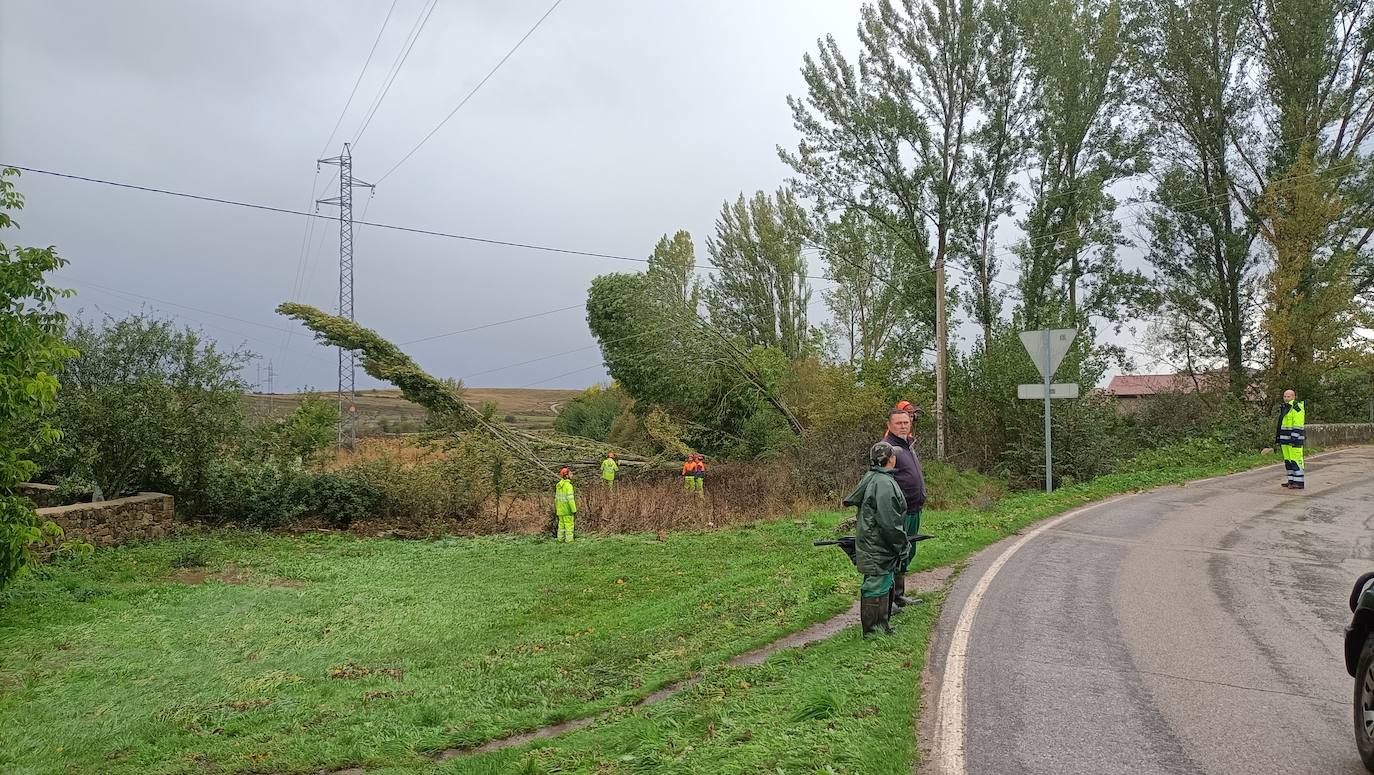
[
  {"xmin": 1, "ymin": 447, "xmax": 1287, "ymax": 775},
  {"xmin": 0, "ymin": 521, "xmax": 857, "ymax": 775},
  {"xmin": 442, "ymin": 448, "xmax": 1285, "ymax": 774}
]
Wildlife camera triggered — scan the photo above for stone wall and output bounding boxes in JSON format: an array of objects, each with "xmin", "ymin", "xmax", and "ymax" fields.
[
  {"xmin": 18, "ymin": 484, "xmax": 175, "ymax": 548},
  {"xmin": 16, "ymin": 482, "xmax": 62, "ymax": 508},
  {"xmin": 1308, "ymin": 423, "xmax": 1374, "ymax": 448}
]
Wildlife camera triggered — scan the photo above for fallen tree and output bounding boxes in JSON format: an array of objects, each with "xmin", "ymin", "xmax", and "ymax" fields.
[{"xmin": 276, "ymin": 303, "xmax": 652, "ymax": 483}]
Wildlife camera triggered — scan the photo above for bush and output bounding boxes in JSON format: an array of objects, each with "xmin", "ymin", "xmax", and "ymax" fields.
[
  {"xmin": 249, "ymin": 394, "xmax": 337, "ymax": 462},
  {"xmin": 1115, "ymin": 437, "xmax": 1236, "ymax": 474},
  {"xmin": 304, "ymin": 473, "xmax": 378, "ymax": 528},
  {"xmin": 43, "ymin": 313, "xmax": 250, "ymax": 510},
  {"xmin": 202, "ymin": 459, "xmax": 308, "ymax": 528},
  {"xmin": 554, "ymin": 384, "xmax": 629, "ymax": 441},
  {"xmin": 338, "ymin": 457, "xmax": 477, "ymax": 523}
]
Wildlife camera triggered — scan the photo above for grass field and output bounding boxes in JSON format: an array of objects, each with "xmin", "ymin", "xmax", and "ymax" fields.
[
  {"xmin": 242, "ymin": 388, "xmax": 580, "ymax": 436},
  {"xmin": 0, "ymin": 447, "xmax": 1282, "ymax": 775}
]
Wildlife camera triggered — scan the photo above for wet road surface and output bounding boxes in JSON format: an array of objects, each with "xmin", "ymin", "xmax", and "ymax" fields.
[{"xmin": 924, "ymin": 448, "xmax": 1374, "ymax": 775}]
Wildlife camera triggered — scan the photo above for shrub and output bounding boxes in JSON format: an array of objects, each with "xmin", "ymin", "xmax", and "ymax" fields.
[
  {"xmin": 554, "ymin": 384, "xmax": 628, "ymax": 441},
  {"xmin": 249, "ymin": 394, "xmax": 337, "ymax": 462},
  {"xmin": 43, "ymin": 313, "xmax": 250, "ymax": 510},
  {"xmin": 338, "ymin": 457, "xmax": 478, "ymax": 523},
  {"xmin": 304, "ymin": 473, "xmax": 379, "ymax": 529},
  {"xmin": 1115, "ymin": 437, "xmax": 1236, "ymax": 474},
  {"xmin": 201, "ymin": 459, "xmax": 308, "ymax": 528}
]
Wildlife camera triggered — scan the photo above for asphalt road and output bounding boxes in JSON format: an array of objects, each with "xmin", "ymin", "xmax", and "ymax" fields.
[{"xmin": 923, "ymin": 447, "xmax": 1374, "ymax": 775}]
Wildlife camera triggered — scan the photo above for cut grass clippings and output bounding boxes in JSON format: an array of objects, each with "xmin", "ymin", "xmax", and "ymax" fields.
[{"xmin": 0, "ymin": 448, "xmax": 1287, "ymax": 774}]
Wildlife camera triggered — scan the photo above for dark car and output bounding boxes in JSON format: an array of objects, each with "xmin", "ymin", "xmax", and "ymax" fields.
[{"xmin": 1346, "ymin": 571, "xmax": 1374, "ymax": 771}]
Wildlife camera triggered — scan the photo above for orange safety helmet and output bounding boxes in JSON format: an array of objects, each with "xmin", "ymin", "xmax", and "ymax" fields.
[
  {"xmin": 559, "ymin": 467, "xmax": 571, "ymax": 479},
  {"xmin": 895, "ymin": 399, "xmax": 921, "ymax": 417}
]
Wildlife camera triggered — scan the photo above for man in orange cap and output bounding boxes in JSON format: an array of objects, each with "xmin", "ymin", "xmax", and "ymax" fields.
[
  {"xmin": 555, "ymin": 467, "xmax": 577, "ymax": 543},
  {"xmin": 881, "ymin": 403, "xmax": 926, "ymax": 609}
]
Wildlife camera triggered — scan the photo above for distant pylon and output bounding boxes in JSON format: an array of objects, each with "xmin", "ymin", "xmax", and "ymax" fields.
[{"xmin": 317, "ymin": 143, "xmax": 374, "ymax": 450}]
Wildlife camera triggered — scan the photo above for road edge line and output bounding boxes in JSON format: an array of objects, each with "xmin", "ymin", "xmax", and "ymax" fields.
[{"xmin": 928, "ymin": 448, "xmax": 1353, "ymax": 775}]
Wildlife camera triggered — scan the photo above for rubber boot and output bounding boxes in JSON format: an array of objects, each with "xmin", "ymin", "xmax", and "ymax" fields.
[
  {"xmin": 860, "ymin": 595, "xmax": 884, "ymax": 639},
  {"xmin": 891, "ymin": 573, "xmax": 916, "ymax": 610},
  {"xmin": 877, "ymin": 592, "xmax": 895, "ymax": 635}
]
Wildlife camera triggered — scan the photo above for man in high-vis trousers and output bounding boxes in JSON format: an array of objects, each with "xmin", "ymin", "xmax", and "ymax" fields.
[
  {"xmin": 1276, "ymin": 390, "xmax": 1306, "ymax": 490},
  {"xmin": 555, "ymin": 467, "xmax": 578, "ymax": 542}
]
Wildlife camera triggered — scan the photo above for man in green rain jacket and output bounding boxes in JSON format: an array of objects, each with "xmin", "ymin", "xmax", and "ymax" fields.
[{"xmin": 843, "ymin": 441, "xmax": 909, "ymax": 638}]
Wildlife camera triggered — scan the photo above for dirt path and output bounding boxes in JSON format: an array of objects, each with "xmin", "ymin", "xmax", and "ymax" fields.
[{"xmin": 278, "ymin": 565, "xmax": 955, "ymax": 774}]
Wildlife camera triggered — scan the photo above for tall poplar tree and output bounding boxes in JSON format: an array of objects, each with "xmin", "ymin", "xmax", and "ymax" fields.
[{"xmin": 705, "ymin": 188, "xmax": 814, "ymax": 360}]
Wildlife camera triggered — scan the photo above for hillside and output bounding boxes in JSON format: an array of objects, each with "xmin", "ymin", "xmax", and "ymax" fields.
[{"xmin": 241, "ymin": 387, "xmax": 581, "ymax": 435}]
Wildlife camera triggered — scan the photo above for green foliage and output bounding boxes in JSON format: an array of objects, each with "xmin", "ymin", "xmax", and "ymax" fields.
[
  {"xmin": 304, "ymin": 473, "xmax": 379, "ymax": 529},
  {"xmin": 1014, "ymin": 0, "xmax": 1151, "ymax": 330},
  {"xmin": 42, "ymin": 313, "xmax": 249, "ymax": 507},
  {"xmin": 817, "ymin": 210, "xmax": 933, "ymax": 373},
  {"xmin": 278, "ymin": 303, "xmax": 469, "ymax": 421},
  {"xmin": 204, "ymin": 459, "xmax": 380, "ymax": 530},
  {"xmin": 335, "ymin": 437, "xmax": 511, "ymax": 523},
  {"xmin": 249, "ymin": 393, "xmax": 337, "ymax": 462},
  {"xmin": 948, "ymin": 323, "xmax": 1119, "ymax": 486},
  {"xmin": 0, "ymin": 168, "xmax": 77, "ymax": 592},
  {"xmin": 647, "ymin": 230, "xmax": 700, "ymax": 307},
  {"xmin": 1316, "ymin": 367, "xmax": 1374, "ymax": 422},
  {"xmin": 479, "ymin": 400, "xmax": 498, "ymax": 422},
  {"xmin": 705, "ymin": 188, "xmax": 816, "ymax": 360},
  {"xmin": 202, "ymin": 459, "xmax": 308, "ymax": 528},
  {"xmin": 587, "ymin": 271, "xmax": 797, "ymax": 456},
  {"xmin": 554, "ymin": 384, "xmax": 629, "ymax": 441}
]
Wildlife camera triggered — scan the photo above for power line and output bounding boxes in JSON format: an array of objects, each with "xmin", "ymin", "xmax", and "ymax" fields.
[
  {"xmin": 65, "ymin": 277, "xmax": 294, "ymax": 333},
  {"xmin": 400, "ymin": 303, "xmax": 582, "ymax": 344},
  {"xmin": 319, "ymin": 0, "xmax": 402, "ymax": 158},
  {"xmin": 67, "ymin": 280, "xmax": 334, "ymax": 365},
  {"xmin": 3, "ymin": 163, "xmax": 665, "ymax": 264},
  {"xmin": 1, "ymin": 163, "xmax": 836, "ymax": 287},
  {"xmin": 352, "ymin": 0, "xmax": 441, "ymax": 148},
  {"xmin": 377, "ymin": 0, "xmax": 566, "ymax": 184},
  {"xmin": 519, "ymin": 362, "xmax": 603, "ymax": 388}
]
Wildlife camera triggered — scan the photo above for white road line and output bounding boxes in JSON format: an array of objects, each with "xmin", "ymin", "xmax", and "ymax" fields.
[
  {"xmin": 931, "ymin": 494, "xmax": 1128, "ymax": 775},
  {"xmin": 928, "ymin": 449, "xmax": 1355, "ymax": 775}
]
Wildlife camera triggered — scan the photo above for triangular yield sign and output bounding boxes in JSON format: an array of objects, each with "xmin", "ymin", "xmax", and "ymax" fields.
[{"xmin": 1019, "ymin": 328, "xmax": 1077, "ymax": 380}]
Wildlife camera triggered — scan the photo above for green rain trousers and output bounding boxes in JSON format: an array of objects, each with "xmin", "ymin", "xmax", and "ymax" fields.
[{"xmin": 555, "ymin": 479, "xmax": 577, "ymax": 542}]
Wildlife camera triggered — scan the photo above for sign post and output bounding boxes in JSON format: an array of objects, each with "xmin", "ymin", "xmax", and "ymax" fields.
[{"xmin": 1018, "ymin": 328, "xmax": 1078, "ymax": 493}]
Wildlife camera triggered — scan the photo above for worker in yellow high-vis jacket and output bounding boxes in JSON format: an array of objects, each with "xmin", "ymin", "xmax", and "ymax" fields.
[
  {"xmin": 1276, "ymin": 389, "xmax": 1306, "ymax": 490},
  {"xmin": 601, "ymin": 452, "xmax": 618, "ymax": 489},
  {"xmin": 555, "ymin": 467, "xmax": 577, "ymax": 542}
]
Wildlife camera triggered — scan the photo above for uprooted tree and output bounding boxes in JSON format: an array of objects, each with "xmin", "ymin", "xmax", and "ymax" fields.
[{"xmin": 276, "ymin": 303, "xmax": 650, "ymax": 483}]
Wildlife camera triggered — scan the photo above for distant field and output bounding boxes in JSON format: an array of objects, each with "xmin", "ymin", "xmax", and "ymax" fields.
[{"xmin": 241, "ymin": 387, "xmax": 581, "ymax": 435}]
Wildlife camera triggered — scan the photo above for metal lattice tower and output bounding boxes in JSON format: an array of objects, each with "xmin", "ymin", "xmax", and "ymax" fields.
[{"xmin": 317, "ymin": 143, "xmax": 374, "ymax": 449}]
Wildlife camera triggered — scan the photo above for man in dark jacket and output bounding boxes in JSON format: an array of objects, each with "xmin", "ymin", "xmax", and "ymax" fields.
[
  {"xmin": 844, "ymin": 441, "xmax": 909, "ymax": 638},
  {"xmin": 882, "ymin": 407, "xmax": 926, "ymax": 608}
]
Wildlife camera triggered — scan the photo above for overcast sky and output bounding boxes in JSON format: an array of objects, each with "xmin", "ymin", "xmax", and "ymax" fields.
[{"xmin": 1, "ymin": 0, "xmax": 1153, "ymax": 394}]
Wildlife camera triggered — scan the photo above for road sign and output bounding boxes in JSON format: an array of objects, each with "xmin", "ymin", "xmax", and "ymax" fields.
[
  {"xmin": 1018, "ymin": 383, "xmax": 1080, "ymax": 400},
  {"xmin": 1019, "ymin": 328, "xmax": 1077, "ymax": 380},
  {"xmin": 1019, "ymin": 328, "xmax": 1080, "ymax": 495}
]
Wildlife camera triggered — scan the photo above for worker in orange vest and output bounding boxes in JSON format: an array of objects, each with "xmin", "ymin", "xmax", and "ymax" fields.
[{"xmin": 692, "ymin": 453, "xmax": 706, "ymax": 495}]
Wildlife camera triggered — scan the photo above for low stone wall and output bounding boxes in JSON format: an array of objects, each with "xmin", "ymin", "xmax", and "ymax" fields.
[
  {"xmin": 16, "ymin": 482, "xmax": 62, "ymax": 508},
  {"xmin": 18, "ymin": 483, "xmax": 175, "ymax": 548},
  {"xmin": 1308, "ymin": 423, "xmax": 1374, "ymax": 448}
]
